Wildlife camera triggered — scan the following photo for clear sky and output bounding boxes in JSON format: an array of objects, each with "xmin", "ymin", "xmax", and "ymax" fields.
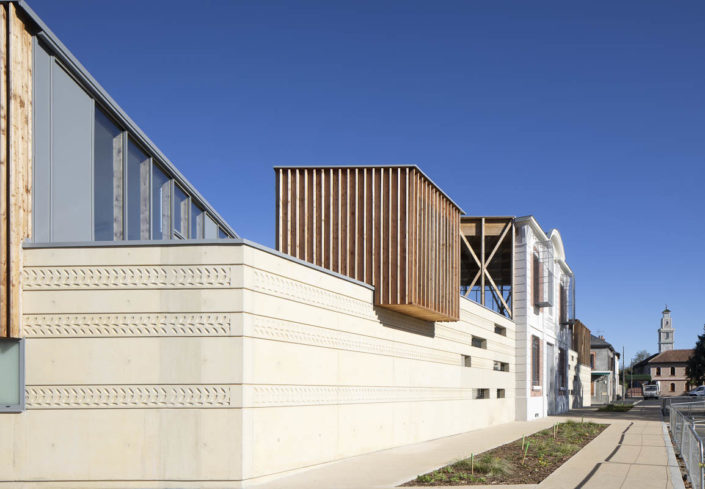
[{"xmin": 28, "ymin": 0, "xmax": 705, "ymax": 363}]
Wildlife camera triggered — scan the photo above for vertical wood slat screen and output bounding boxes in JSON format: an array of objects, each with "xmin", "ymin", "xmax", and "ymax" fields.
[
  {"xmin": 276, "ymin": 166, "xmax": 461, "ymax": 321},
  {"xmin": 0, "ymin": 3, "xmax": 32, "ymax": 338},
  {"xmin": 572, "ymin": 320, "xmax": 591, "ymax": 367}
]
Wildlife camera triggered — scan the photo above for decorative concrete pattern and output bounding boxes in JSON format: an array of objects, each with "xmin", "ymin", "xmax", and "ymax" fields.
[
  {"xmin": 23, "ymin": 313, "xmax": 232, "ymax": 337},
  {"xmin": 251, "ymin": 269, "xmax": 374, "ymax": 318},
  {"xmin": 250, "ymin": 315, "xmax": 459, "ymax": 365},
  {"xmin": 250, "ymin": 385, "xmax": 474, "ymax": 407},
  {"xmin": 26, "ymin": 384, "xmax": 234, "ymax": 408},
  {"xmin": 22, "ymin": 266, "xmax": 232, "ymax": 289}
]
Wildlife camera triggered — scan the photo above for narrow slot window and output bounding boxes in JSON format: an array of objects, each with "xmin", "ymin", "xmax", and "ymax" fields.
[
  {"xmin": 532, "ymin": 336, "xmax": 541, "ymax": 387},
  {"xmin": 494, "ymin": 361, "xmax": 509, "ymax": 372},
  {"xmin": 497, "ymin": 389, "xmax": 506, "ymax": 399},
  {"xmin": 473, "ymin": 388, "xmax": 489, "ymax": 400},
  {"xmin": 471, "ymin": 336, "xmax": 487, "ymax": 349},
  {"xmin": 462, "ymin": 355, "xmax": 472, "ymax": 368}
]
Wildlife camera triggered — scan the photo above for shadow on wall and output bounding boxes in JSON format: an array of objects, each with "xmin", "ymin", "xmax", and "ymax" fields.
[
  {"xmin": 572, "ymin": 364, "xmax": 584, "ymax": 409},
  {"xmin": 375, "ymin": 307, "xmax": 436, "ymax": 338}
]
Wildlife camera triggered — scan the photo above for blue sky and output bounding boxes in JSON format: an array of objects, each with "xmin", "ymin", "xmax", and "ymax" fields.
[{"xmin": 29, "ymin": 0, "xmax": 705, "ymax": 363}]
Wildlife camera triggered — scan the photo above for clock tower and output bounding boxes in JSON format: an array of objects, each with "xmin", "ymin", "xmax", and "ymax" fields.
[{"xmin": 658, "ymin": 306, "xmax": 674, "ymax": 353}]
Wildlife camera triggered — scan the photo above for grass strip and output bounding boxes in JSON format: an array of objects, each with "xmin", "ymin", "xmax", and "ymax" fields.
[{"xmin": 402, "ymin": 420, "xmax": 607, "ymax": 486}]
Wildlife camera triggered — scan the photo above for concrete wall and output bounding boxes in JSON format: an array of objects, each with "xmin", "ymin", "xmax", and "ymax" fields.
[{"xmin": 1, "ymin": 241, "xmax": 516, "ymax": 488}]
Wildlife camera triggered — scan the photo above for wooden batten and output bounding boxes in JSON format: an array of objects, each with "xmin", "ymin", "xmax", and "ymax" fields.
[
  {"xmin": 572, "ymin": 320, "xmax": 591, "ymax": 367},
  {"xmin": 276, "ymin": 166, "xmax": 461, "ymax": 322},
  {"xmin": 0, "ymin": 3, "xmax": 32, "ymax": 338}
]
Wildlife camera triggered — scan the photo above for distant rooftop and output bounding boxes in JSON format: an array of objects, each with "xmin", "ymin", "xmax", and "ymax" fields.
[{"xmin": 649, "ymin": 349, "xmax": 693, "ymax": 364}]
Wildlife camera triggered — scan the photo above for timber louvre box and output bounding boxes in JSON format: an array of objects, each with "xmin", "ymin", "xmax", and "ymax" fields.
[{"xmin": 275, "ymin": 166, "xmax": 462, "ymax": 321}]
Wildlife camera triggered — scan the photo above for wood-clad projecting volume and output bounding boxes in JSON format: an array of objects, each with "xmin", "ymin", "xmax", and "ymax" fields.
[
  {"xmin": 275, "ymin": 166, "xmax": 462, "ymax": 321},
  {"xmin": 572, "ymin": 320, "xmax": 591, "ymax": 367},
  {"xmin": 0, "ymin": 3, "xmax": 32, "ymax": 338}
]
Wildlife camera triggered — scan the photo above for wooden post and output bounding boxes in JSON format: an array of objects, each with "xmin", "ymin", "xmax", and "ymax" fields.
[{"xmin": 480, "ymin": 217, "xmax": 485, "ymax": 306}]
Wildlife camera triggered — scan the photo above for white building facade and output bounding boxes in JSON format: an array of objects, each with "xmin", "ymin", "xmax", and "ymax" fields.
[{"xmin": 513, "ymin": 216, "xmax": 577, "ymax": 420}]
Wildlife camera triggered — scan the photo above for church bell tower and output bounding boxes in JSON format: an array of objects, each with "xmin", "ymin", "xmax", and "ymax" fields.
[{"xmin": 658, "ymin": 306, "xmax": 674, "ymax": 353}]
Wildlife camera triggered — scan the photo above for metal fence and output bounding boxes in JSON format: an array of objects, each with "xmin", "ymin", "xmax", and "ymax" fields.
[
  {"xmin": 669, "ymin": 401, "xmax": 705, "ymax": 489},
  {"xmin": 663, "ymin": 396, "xmax": 697, "ymax": 416}
]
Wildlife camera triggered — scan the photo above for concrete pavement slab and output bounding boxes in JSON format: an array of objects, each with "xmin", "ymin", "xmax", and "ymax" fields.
[{"xmin": 620, "ymin": 464, "xmax": 670, "ymax": 489}]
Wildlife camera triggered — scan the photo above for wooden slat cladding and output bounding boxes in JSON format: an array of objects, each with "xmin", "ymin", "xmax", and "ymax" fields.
[
  {"xmin": 276, "ymin": 166, "xmax": 461, "ymax": 321},
  {"xmin": 0, "ymin": 4, "xmax": 32, "ymax": 337},
  {"xmin": 572, "ymin": 320, "xmax": 591, "ymax": 367}
]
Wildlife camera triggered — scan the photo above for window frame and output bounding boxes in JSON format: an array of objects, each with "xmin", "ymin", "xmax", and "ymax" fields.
[
  {"xmin": 531, "ymin": 335, "xmax": 541, "ymax": 387},
  {"xmin": 0, "ymin": 338, "xmax": 25, "ymax": 413},
  {"xmin": 558, "ymin": 348, "xmax": 567, "ymax": 389},
  {"xmin": 172, "ymin": 182, "xmax": 190, "ymax": 240},
  {"xmin": 471, "ymin": 335, "xmax": 487, "ymax": 349}
]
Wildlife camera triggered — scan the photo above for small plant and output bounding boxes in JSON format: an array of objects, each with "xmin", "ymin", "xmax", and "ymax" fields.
[{"xmin": 522, "ymin": 441, "xmax": 530, "ymax": 465}]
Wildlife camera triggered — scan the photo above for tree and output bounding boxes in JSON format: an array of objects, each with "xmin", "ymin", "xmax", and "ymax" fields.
[
  {"xmin": 686, "ymin": 328, "xmax": 705, "ymax": 387},
  {"xmin": 631, "ymin": 350, "xmax": 651, "ymax": 365}
]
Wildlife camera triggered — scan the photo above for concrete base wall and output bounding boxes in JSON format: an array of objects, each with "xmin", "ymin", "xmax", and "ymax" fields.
[{"xmin": 1, "ymin": 242, "xmax": 517, "ymax": 488}]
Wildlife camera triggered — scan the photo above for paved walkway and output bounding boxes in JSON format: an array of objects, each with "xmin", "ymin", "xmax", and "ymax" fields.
[{"xmin": 253, "ymin": 400, "xmax": 683, "ymax": 489}]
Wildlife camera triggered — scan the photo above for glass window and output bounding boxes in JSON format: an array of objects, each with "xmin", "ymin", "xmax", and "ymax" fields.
[
  {"xmin": 494, "ymin": 325, "xmax": 507, "ymax": 336},
  {"xmin": 204, "ymin": 214, "xmax": 218, "ymax": 239},
  {"xmin": 191, "ymin": 202, "xmax": 204, "ymax": 239},
  {"xmin": 532, "ymin": 336, "xmax": 541, "ymax": 386},
  {"xmin": 173, "ymin": 186, "xmax": 188, "ymax": 238},
  {"xmin": 497, "ymin": 389, "xmax": 505, "ymax": 399},
  {"xmin": 93, "ymin": 108, "xmax": 122, "ymax": 241},
  {"xmin": 126, "ymin": 141, "xmax": 150, "ymax": 240},
  {"xmin": 494, "ymin": 361, "xmax": 509, "ymax": 372},
  {"xmin": 473, "ymin": 388, "xmax": 489, "ymax": 400},
  {"xmin": 152, "ymin": 165, "xmax": 171, "ymax": 239},
  {"xmin": 559, "ymin": 348, "xmax": 567, "ymax": 388},
  {"xmin": 218, "ymin": 228, "xmax": 228, "ymax": 239},
  {"xmin": 471, "ymin": 336, "xmax": 487, "ymax": 349},
  {"xmin": 0, "ymin": 339, "xmax": 24, "ymax": 412},
  {"xmin": 462, "ymin": 355, "xmax": 471, "ymax": 368}
]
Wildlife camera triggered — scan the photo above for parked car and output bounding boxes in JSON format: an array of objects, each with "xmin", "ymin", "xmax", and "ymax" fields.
[
  {"xmin": 687, "ymin": 386, "xmax": 705, "ymax": 397},
  {"xmin": 643, "ymin": 383, "xmax": 660, "ymax": 399}
]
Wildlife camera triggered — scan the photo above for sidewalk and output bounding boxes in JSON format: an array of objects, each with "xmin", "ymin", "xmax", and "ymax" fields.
[{"xmin": 253, "ymin": 401, "xmax": 683, "ymax": 489}]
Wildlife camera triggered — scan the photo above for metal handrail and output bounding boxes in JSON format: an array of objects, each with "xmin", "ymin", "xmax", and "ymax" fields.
[{"xmin": 669, "ymin": 401, "xmax": 705, "ymax": 489}]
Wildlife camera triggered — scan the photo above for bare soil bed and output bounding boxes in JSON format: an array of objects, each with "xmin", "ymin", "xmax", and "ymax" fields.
[{"xmin": 402, "ymin": 421, "xmax": 607, "ymax": 486}]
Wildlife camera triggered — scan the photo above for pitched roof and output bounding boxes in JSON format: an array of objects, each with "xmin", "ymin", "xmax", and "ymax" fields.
[
  {"xmin": 649, "ymin": 349, "xmax": 693, "ymax": 364},
  {"xmin": 590, "ymin": 334, "xmax": 614, "ymax": 350}
]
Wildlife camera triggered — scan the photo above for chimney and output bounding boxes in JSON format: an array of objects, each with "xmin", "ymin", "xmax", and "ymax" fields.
[{"xmin": 599, "ymin": 335, "xmax": 605, "ymax": 340}]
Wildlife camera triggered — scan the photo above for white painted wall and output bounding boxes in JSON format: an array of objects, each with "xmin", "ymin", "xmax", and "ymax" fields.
[
  {"xmin": 513, "ymin": 219, "xmax": 574, "ymax": 421},
  {"xmin": 0, "ymin": 242, "xmax": 516, "ymax": 488}
]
